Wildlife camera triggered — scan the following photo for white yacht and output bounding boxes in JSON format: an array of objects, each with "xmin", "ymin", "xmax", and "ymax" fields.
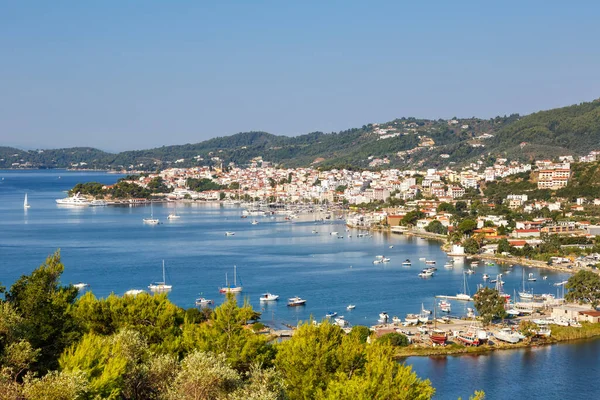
[
  {"xmin": 148, "ymin": 260, "xmax": 172, "ymax": 292},
  {"xmin": 167, "ymin": 212, "xmax": 181, "ymax": 220},
  {"xmin": 225, "ymin": 231, "xmax": 235, "ymax": 236},
  {"xmin": 56, "ymin": 192, "xmax": 91, "ymax": 206},
  {"xmin": 259, "ymin": 292, "xmax": 279, "ymax": 302},
  {"xmin": 73, "ymin": 282, "xmax": 89, "ymax": 290},
  {"xmin": 125, "ymin": 289, "xmax": 145, "ymax": 296},
  {"xmin": 143, "ymin": 202, "xmax": 160, "ymax": 225},
  {"xmin": 195, "ymin": 297, "xmax": 214, "ymax": 306},
  {"xmin": 494, "ymin": 328, "xmax": 521, "ymax": 344},
  {"xmin": 219, "ymin": 265, "xmax": 242, "ymax": 293}
]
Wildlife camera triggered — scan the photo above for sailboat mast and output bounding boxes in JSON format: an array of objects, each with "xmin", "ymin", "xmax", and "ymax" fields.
[
  {"xmin": 162, "ymin": 260, "xmax": 165, "ymax": 283},
  {"xmin": 234, "ymin": 265, "xmax": 237, "ymax": 286}
]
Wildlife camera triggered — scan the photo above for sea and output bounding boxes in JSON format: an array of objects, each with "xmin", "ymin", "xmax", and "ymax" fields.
[{"xmin": 0, "ymin": 170, "xmax": 598, "ymax": 399}]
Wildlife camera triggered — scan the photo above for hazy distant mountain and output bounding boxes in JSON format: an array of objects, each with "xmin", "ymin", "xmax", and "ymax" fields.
[{"xmin": 2, "ymin": 99, "xmax": 599, "ymax": 170}]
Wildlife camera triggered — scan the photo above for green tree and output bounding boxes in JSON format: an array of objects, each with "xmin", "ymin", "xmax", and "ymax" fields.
[
  {"xmin": 473, "ymin": 287, "xmax": 507, "ymax": 325},
  {"xmin": 457, "ymin": 219, "xmax": 477, "ymax": 236},
  {"xmin": 437, "ymin": 202, "xmax": 455, "ymax": 213},
  {"xmin": 377, "ymin": 332, "xmax": 409, "ymax": 347},
  {"xmin": 5, "ymin": 251, "xmax": 80, "ymax": 373},
  {"xmin": 565, "ymin": 270, "xmax": 600, "ymax": 307},
  {"xmin": 463, "ymin": 238, "xmax": 480, "ymax": 255},
  {"xmin": 497, "ymin": 238, "xmax": 511, "ymax": 254},
  {"xmin": 425, "ymin": 220, "xmax": 448, "ymax": 235}
]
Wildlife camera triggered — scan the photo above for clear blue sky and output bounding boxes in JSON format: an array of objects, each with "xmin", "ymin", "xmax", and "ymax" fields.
[{"xmin": 1, "ymin": 1, "xmax": 599, "ymax": 151}]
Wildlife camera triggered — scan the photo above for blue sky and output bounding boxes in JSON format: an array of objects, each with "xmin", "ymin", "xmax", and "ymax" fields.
[{"xmin": 1, "ymin": 1, "xmax": 599, "ymax": 151}]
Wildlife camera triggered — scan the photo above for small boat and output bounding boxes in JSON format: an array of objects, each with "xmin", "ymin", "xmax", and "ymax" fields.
[
  {"xmin": 334, "ymin": 316, "xmax": 349, "ymax": 327},
  {"xmin": 506, "ymin": 309, "xmax": 521, "ymax": 317},
  {"xmin": 536, "ymin": 327, "xmax": 551, "ymax": 337},
  {"xmin": 325, "ymin": 311, "xmax": 338, "ymax": 318},
  {"xmin": 402, "ymin": 259, "xmax": 411, "ymax": 267},
  {"xmin": 73, "ymin": 282, "xmax": 89, "ymax": 290},
  {"xmin": 465, "ymin": 269, "xmax": 475, "ymax": 275},
  {"xmin": 251, "ymin": 220, "xmax": 259, "ymax": 225},
  {"xmin": 382, "ymin": 257, "xmax": 391, "ymax": 263},
  {"xmin": 528, "ymin": 273, "xmax": 536, "ymax": 282},
  {"xmin": 225, "ymin": 231, "xmax": 235, "ymax": 236},
  {"xmin": 418, "ymin": 304, "xmax": 430, "ymax": 323},
  {"xmin": 24, "ymin": 193, "xmax": 31, "ymax": 209},
  {"xmin": 425, "ymin": 260, "xmax": 436, "ymax": 265},
  {"xmin": 439, "ymin": 300, "xmax": 451, "ymax": 313},
  {"xmin": 219, "ymin": 265, "xmax": 242, "ymax": 293},
  {"xmin": 470, "ymin": 261, "xmax": 479, "ymax": 267},
  {"xmin": 389, "ymin": 245, "xmax": 394, "ymax": 249},
  {"xmin": 373, "ymin": 259, "xmax": 382, "ymax": 265},
  {"xmin": 143, "ymin": 203, "xmax": 160, "ymax": 225},
  {"xmin": 148, "ymin": 260, "xmax": 172, "ymax": 292},
  {"xmin": 418, "ymin": 325, "xmax": 429, "ymax": 334},
  {"xmin": 379, "ymin": 312, "xmax": 389, "ymax": 322},
  {"xmin": 195, "ymin": 297, "xmax": 214, "ymax": 306},
  {"xmin": 287, "ymin": 296, "xmax": 307, "ymax": 307},
  {"xmin": 444, "ymin": 262, "xmax": 453, "ymax": 269},
  {"xmin": 346, "ymin": 304, "xmax": 356, "ymax": 310},
  {"xmin": 311, "ymin": 230, "xmax": 319, "ymax": 234},
  {"xmin": 569, "ymin": 321, "xmax": 582, "ymax": 328},
  {"xmin": 456, "ymin": 330, "xmax": 480, "ymax": 346},
  {"xmin": 418, "ymin": 269, "xmax": 434, "ymax": 278},
  {"xmin": 125, "ymin": 289, "xmax": 145, "ymax": 296},
  {"xmin": 494, "ymin": 328, "xmax": 521, "ymax": 344},
  {"xmin": 259, "ymin": 292, "xmax": 279, "ymax": 302},
  {"xmin": 419, "ymin": 257, "xmax": 426, "ymax": 261},
  {"xmin": 542, "ymin": 276, "xmax": 548, "ymax": 280},
  {"xmin": 330, "ymin": 231, "xmax": 339, "ymax": 236},
  {"xmin": 430, "ymin": 329, "xmax": 447, "ymax": 345},
  {"xmin": 405, "ymin": 314, "xmax": 419, "ymax": 325},
  {"xmin": 392, "ymin": 316, "xmax": 402, "ymax": 324},
  {"xmin": 483, "ymin": 274, "xmax": 490, "ymax": 280}
]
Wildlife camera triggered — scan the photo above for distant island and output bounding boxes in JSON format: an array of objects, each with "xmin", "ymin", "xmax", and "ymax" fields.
[{"xmin": 2, "ymin": 98, "xmax": 600, "ymax": 171}]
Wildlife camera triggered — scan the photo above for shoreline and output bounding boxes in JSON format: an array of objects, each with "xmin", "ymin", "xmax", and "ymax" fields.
[{"xmin": 394, "ymin": 323, "xmax": 600, "ymax": 358}]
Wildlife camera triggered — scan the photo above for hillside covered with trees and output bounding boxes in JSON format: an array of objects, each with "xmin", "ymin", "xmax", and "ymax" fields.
[{"xmin": 2, "ymin": 98, "xmax": 600, "ymax": 171}]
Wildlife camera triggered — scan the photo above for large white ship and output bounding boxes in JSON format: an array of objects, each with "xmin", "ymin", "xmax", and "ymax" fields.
[{"xmin": 55, "ymin": 192, "xmax": 91, "ymax": 206}]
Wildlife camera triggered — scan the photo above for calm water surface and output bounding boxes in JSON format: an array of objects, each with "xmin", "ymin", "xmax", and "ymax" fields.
[{"xmin": 1, "ymin": 170, "xmax": 597, "ymax": 399}]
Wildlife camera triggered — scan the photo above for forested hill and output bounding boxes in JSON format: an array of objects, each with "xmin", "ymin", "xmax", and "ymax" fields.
[{"xmin": 2, "ymin": 98, "xmax": 600, "ymax": 171}]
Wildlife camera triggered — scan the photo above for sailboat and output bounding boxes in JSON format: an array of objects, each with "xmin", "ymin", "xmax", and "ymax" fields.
[
  {"xmin": 456, "ymin": 271, "xmax": 473, "ymax": 301},
  {"xmin": 143, "ymin": 202, "xmax": 160, "ymax": 225},
  {"xmin": 24, "ymin": 193, "xmax": 31, "ymax": 209},
  {"xmin": 167, "ymin": 203, "xmax": 181, "ymax": 220},
  {"xmin": 219, "ymin": 265, "xmax": 243, "ymax": 293},
  {"xmin": 519, "ymin": 269, "xmax": 533, "ymax": 299},
  {"xmin": 430, "ymin": 299, "xmax": 447, "ymax": 345},
  {"xmin": 148, "ymin": 260, "xmax": 172, "ymax": 292}
]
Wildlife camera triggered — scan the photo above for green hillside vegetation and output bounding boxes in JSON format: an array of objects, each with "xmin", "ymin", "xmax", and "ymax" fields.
[
  {"xmin": 0, "ymin": 252, "xmax": 455, "ymax": 399},
  {"xmin": 3, "ymin": 98, "xmax": 600, "ymax": 171}
]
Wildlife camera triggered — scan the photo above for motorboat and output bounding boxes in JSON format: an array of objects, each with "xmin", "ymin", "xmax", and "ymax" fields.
[
  {"xmin": 425, "ymin": 260, "xmax": 436, "ymax": 265},
  {"xmin": 405, "ymin": 314, "xmax": 419, "ymax": 325},
  {"xmin": 373, "ymin": 259, "xmax": 382, "ymax": 265},
  {"xmin": 195, "ymin": 297, "xmax": 214, "ymax": 306},
  {"xmin": 483, "ymin": 273, "xmax": 490, "ymax": 280},
  {"xmin": 73, "ymin": 282, "xmax": 89, "ymax": 290},
  {"xmin": 470, "ymin": 261, "xmax": 479, "ymax": 267},
  {"xmin": 287, "ymin": 296, "xmax": 307, "ymax": 307},
  {"xmin": 334, "ymin": 316, "xmax": 348, "ymax": 327},
  {"xmin": 382, "ymin": 257, "xmax": 390, "ymax": 263},
  {"xmin": 346, "ymin": 304, "xmax": 356, "ymax": 310},
  {"xmin": 225, "ymin": 231, "xmax": 236, "ymax": 236},
  {"xmin": 494, "ymin": 328, "xmax": 521, "ymax": 344},
  {"xmin": 528, "ymin": 273, "xmax": 537, "ymax": 282},
  {"xmin": 330, "ymin": 231, "xmax": 339, "ymax": 236},
  {"xmin": 536, "ymin": 327, "xmax": 551, "ymax": 337},
  {"xmin": 439, "ymin": 300, "xmax": 451, "ymax": 313},
  {"xmin": 167, "ymin": 213, "xmax": 181, "ymax": 220},
  {"xmin": 444, "ymin": 263, "xmax": 453, "ymax": 269},
  {"xmin": 326, "ymin": 311, "xmax": 338, "ymax": 318},
  {"xmin": 219, "ymin": 265, "xmax": 242, "ymax": 293},
  {"xmin": 259, "ymin": 292, "xmax": 279, "ymax": 302},
  {"xmin": 506, "ymin": 308, "xmax": 521, "ymax": 317},
  {"xmin": 148, "ymin": 260, "xmax": 172, "ymax": 292},
  {"xmin": 419, "ymin": 257, "xmax": 426, "ymax": 261},
  {"xmin": 55, "ymin": 192, "xmax": 91, "ymax": 206},
  {"xmin": 125, "ymin": 289, "xmax": 145, "ymax": 296},
  {"xmin": 418, "ymin": 269, "xmax": 434, "ymax": 278},
  {"xmin": 251, "ymin": 220, "xmax": 259, "ymax": 225},
  {"xmin": 465, "ymin": 269, "xmax": 475, "ymax": 275},
  {"xmin": 402, "ymin": 259, "xmax": 411, "ymax": 267}
]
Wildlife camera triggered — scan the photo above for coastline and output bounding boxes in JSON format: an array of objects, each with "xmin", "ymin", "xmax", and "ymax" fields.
[{"xmin": 394, "ymin": 322, "xmax": 600, "ymax": 358}]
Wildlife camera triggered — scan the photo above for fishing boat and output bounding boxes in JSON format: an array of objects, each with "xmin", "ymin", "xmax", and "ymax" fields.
[
  {"xmin": 195, "ymin": 297, "xmax": 214, "ymax": 306},
  {"xmin": 405, "ymin": 314, "xmax": 419, "ymax": 325},
  {"xmin": 287, "ymin": 296, "xmax": 306, "ymax": 306},
  {"xmin": 325, "ymin": 311, "xmax": 338, "ymax": 318},
  {"xmin": 346, "ymin": 304, "xmax": 356, "ymax": 310},
  {"xmin": 219, "ymin": 265, "xmax": 243, "ymax": 293},
  {"xmin": 148, "ymin": 260, "xmax": 172, "ymax": 292},
  {"xmin": 528, "ymin": 272, "xmax": 537, "ymax": 282},
  {"xmin": 24, "ymin": 193, "xmax": 31, "ymax": 209},
  {"xmin": 494, "ymin": 328, "xmax": 521, "ymax": 344},
  {"xmin": 430, "ymin": 302, "xmax": 447, "ymax": 344},
  {"xmin": 225, "ymin": 231, "xmax": 235, "ymax": 236},
  {"xmin": 456, "ymin": 326, "xmax": 480, "ymax": 346},
  {"xmin": 143, "ymin": 203, "xmax": 160, "ymax": 225},
  {"xmin": 402, "ymin": 259, "xmax": 411, "ymax": 267},
  {"xmin": 259, "ymin": 292, "xmax": 279, "ymax": 302}
]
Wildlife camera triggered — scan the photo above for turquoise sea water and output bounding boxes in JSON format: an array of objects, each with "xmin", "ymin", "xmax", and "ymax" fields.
[{"xmin": 1, "ymin": 170, "xmax": 597, "ymax": 399}]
